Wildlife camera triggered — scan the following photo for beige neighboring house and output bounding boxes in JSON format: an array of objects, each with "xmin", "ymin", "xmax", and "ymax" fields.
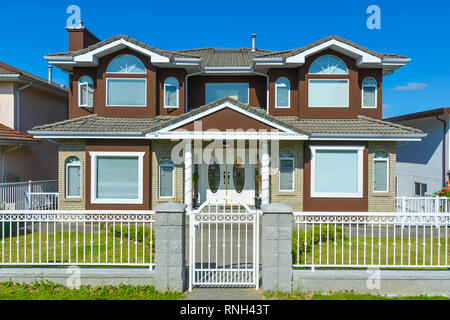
[{"xmin": 0, "ymin": 61, "xmax": 68, "ymax": 183}]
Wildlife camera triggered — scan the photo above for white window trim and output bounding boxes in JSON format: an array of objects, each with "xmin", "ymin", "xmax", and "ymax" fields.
[
  {"xmin": 308, "ymin": 79, "xmax": 350, "ymax": 108},
  {"xmin": 279, "ymin": 154, "xmax": 295, "ymax": 192},
  {"xmin": 106, "ymin": 54, "xmax": 147, "ymax": 75},
  {"xmin": 205, "ymin": 83, "xmax": 250, "ymax": 105},
  {"xmin": 65, "ymin": 158, "xmax": 81, "ymax": 199},
  {"xmin": 414, "ymin": 182, "xmax": 428, "ymax": 197},
  {"xmin": 310, "ymin": 145, "xmax": 364, "ymax": 198},
  {"xmin": 158, "ymin": 160, "xmax": 175, "ymax": 199},
  {"xmin": 362, "ymin": 77, "xmax": 378, "ymax": 109},
  {"xmin": 374, "ymin": 155, "xmax": 389, "ymax": 193},
  {"xmin": 105, "ymin": 78, "xmax": 147, "ymax": 107},
  {"xmin": 275, "ymin": 77, "xmax": 291, "ymax": 109},
  {"xmin": 89, "ymin": 151, "xmax": 145, "ymax": 204},
  {"xmin": 164, "ymin": 78, "xmax": 179, "ymax": 109},
  {"xmin": 78, "ymin": 77, "xmax": 93, "ymax": 108}
]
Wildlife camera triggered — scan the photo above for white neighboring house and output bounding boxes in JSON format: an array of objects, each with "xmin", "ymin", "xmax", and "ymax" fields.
[{"xmin": 385, "ymin": 108, "xmax": 450, "ymax": 197}]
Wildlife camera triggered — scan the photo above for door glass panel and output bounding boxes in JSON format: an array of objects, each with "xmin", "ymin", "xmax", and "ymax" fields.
[
  {"xmin": 208, "ymin": 158, "xmax": 220, "ymax": 194},
  {"xmin": 233, "ymin": 158, "xmax": 245, "ymax": 194}
]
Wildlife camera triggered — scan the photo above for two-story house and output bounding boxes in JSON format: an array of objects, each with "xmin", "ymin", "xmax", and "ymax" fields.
[
  {"xmin": 30, "ymin": 24, "xmax": 425, "ymax": 212},
  {"xmin": 0, "ymin": 61, "xmax": 68, "ymax": 183}
]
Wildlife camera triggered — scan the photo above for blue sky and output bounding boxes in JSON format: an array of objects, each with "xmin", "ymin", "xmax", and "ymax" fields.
[{"xmin": 1, "ymin": 0, "xmax": 448, "ymax": 118}]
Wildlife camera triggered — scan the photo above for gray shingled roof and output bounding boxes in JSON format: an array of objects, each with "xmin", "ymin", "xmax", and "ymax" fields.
[{"xmin": 31, "ymin": 98, "xmax": 423, "ymax": 138}]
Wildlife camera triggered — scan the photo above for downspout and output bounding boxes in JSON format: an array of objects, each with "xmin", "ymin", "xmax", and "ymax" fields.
[
  {"xmin": 185, "ymin": 70, "xmax": 203, "ymax": 113},
  {"xmin": 1, "ymin": 144, "xmax": 23, "ymax": 183},
  {"xmin": 16, "ymin": 81, "xmax": 32, "ymax": 132},
  {"xmin": 437, "ymin": 115, "xmax": 447, "ymax": 187}
]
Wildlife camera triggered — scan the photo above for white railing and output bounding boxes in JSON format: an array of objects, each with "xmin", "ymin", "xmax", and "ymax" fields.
[
  {"xmin": 396, "ymin": 196, "xmax": 450, "ymax": 213},
  {"xmin": 0, "ymin": 210, "xmax": 155, "ymax": 267},
  {"xmin": 293, "ymin": 212, "xmax": 450, "ymax": 269},
  {"xmin": 0, "ymin": 180, "xmax": 58, "ymax": 210},
  {"xmin": 25, "ymin": 192, "xmax": 59, "ymax": 210}
]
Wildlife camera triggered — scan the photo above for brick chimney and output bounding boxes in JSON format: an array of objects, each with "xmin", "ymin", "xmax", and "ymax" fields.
[{"xmin": 66, "ymin": 21, "xmax": 100, "ymax": 51}]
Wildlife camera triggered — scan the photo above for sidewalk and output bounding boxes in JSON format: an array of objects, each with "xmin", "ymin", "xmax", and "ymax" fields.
[{"xmin": 185, "ymin": 288, "xmax": 263, "ymax": 300}]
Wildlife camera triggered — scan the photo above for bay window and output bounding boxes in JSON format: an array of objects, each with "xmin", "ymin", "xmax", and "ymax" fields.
[
  {"xmin": 310, "ymin": 146, "xmax": 364, "ymax": 198},
  {"xmin": 89, "ymin": 152, "xmax": 144, "ymax": 204}
]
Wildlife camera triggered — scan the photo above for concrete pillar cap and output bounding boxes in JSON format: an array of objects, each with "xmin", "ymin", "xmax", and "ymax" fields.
[
  {"xmin": 261, "ymin": 203, "xmax": 293, "ymax": 214},
  {"xmin": 155, "ymin": 202, "xmax": 187, "ymax": 213}
]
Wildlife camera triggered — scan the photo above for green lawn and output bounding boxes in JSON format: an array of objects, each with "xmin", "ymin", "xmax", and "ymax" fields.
[
  {"xmin": 264, "ymin": 291, "xmax": 450, "ymax": 300},
  {"xmin": 0, "ymin": 224, "xmax": 154, "ymax": 265},
  {"xmin": 0, "ymin": 281, "xmax": 182, "ymax": 300}
]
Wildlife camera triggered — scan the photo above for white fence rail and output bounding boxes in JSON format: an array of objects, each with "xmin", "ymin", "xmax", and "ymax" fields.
[
  {"xmin": 0, "ymin": 210, "xmax": 155, "ymax": 267},
  {"xmin": 396, "ymin": 196, "xmax": 450, "ymax": 213},
  {"xmin": 25, "ymin": 192, "xmax": 59, "ymax": 210},
  {"xmin": 0, "ymin": 180, "xmax": 58, "ymax": 210},
  {"xmin": 293, "ymin": 212, "xmax": 450, "ymax": 269}
]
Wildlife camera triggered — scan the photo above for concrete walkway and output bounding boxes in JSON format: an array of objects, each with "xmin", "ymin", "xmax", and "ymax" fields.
[{"xmin": 185, "ymin": 288, "xmax": 264, "ymax": 300}]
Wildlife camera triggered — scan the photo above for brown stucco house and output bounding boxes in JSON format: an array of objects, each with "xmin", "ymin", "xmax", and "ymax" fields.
[
  {"xmin": 0, "ymin": 61, "xmax": 68, "ymax": 183},
  {"xmin": 30, "ymin": 24, "xmax": 425, "ymax": 212}
]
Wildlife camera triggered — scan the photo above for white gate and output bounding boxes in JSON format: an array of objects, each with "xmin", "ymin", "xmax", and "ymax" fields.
[{"xmin": 188, "ymin": 196, "xmax": 260, "ymax": 291}]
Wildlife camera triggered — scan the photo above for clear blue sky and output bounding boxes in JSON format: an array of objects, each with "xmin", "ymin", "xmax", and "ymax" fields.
[{"xmin": 1, "ymin": 0, "xmax": 448, "ymax": 118}]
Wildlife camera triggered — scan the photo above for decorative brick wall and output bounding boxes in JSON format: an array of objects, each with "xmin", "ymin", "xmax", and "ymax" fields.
[
  {"xmin": 368, "ymin": 141, "xmax": 397, "ymax": 212},
  {"xmin": 151, "ymin": 140, "xmax": 184, "ymax": 209},
  {"xmin": 58, "ymin": 139, "xmax": 86, "ymax": 210},
  {"xmin": 270, "ymin": 141, "xmax": 304, "ymax": 212}
]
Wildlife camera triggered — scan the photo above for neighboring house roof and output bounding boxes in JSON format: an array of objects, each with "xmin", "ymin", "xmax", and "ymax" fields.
[
  {"xmin": 0, "ymin": 123, "xmax": 40, "ymax": 144},
  {"xmin": 0, "ymin": 61, "xmax": 68, "ymax": 94},
  {"xmin": 384, "ymin": 108, "xmax": 450, "ymax": 123},
  {"xmin": 30, "ymin": 98, "xmax": 424, "ymax": 140}
]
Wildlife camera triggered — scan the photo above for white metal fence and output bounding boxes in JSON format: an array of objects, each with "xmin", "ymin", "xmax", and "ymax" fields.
[
  {"xmin": 396, "ymin": 196, "xmax": 450, "ymax": 213},
  {"xmin": 0, "ymin": 210, "xmax": 155, "ymax": 267},
  {"xmin": 293, "ymin": 212, "xmax": 450, "ymax": 269},
  {"xmin": 0, "ymin": 180, "xmax": 57, "ymax": 210},
  {"xmin": 25, "ymin": 192, "xmax": 59, "ymax": 210}
]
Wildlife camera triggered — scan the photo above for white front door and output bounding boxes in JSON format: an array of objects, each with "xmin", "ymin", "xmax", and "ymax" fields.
[{"xmin": 198, "ymin": 150, "xmax": 255, "ymax": 206}]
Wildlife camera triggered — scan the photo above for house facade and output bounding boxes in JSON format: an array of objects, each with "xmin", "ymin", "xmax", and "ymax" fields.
[
  {"xmin": 30, "ymin": 25, "xmax": 425, "ymax": 212},
  {"xmin": 386, "ymin": 108, "xmax": 450, "ymax": 197},
  {"xmin": 0, "ymin": 62, "xmax": 68, "ymax": 182}
]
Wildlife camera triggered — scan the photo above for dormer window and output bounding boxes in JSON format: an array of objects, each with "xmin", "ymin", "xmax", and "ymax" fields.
[
  {"xmin": 78, "ymin": 76, "xmax": 94, "ymax": 107},
  {"xmin": 275, "ymin": 77, "xmax": 290, "ymax": 108},
  {"xmin": 106, "ymin": 54, "xmax": 147, "ymax": 107},
  {"xmin": 308, "ymin": 55, "xmax": 349, "ymax": 108},
  {"xmin": 362, "ymin": 77, "xmax": 377, "ymax": 108},
  {"xmin": 164, "ymin": 77, "xmax": 179, "ymax": 109}
]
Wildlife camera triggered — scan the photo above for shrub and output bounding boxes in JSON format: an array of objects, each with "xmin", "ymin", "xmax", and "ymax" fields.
[
  {"xmin": 434, "ymin": 188, "xmax": 450, "ymax": 197},
  {"xmin": 292, "ymin": 225, "xmax": 345, "ymax": 263},
  {"xmin": 108, "ymin": 224, "xmax": 154, "ymax": 245}
]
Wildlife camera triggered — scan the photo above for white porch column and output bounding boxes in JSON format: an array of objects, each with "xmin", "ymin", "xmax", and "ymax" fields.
[
  {"xmin": 261, "ymin": 140, "xmax": 270, "ymax": 205},
  {"xmin": 184, "ymin": 140, "xmax": 193, "ymax": 212}
]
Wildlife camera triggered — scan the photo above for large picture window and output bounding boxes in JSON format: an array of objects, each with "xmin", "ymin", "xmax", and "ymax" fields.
[
  {"xmin": 205, "ymin": 83, "xmax": 249, "ymax": 104},
  {"xmin": 159, "ymin": 158, "xmax": 174, "ymax": 198},
  {"xmin": 65, "ymin": 157, "xmax": 81, "ymax": 198},
  {"xmin": 310, "ymin": 146, "xmax": 364, "ymax": 198},
  {"xmin": 89, "ymin": 152, "xmax": 144, "ymax": 204},
  {"xmin": 374, "ymin": 151, "xmax": 389, "ymax": 192},
  {"xmin": 106, "ymin": 78, "xmax": 147, "ymax": 106},
  {"xmin": 308, "ymin": 79, "xmax": 349, "ymax": 108}
]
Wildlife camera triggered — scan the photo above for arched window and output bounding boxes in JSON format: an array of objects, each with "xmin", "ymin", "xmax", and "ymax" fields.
[
  {"xmin": 362, "ymin": 77, "xmax": 377, "ymax": 108},
  {"xmin": 66, "ymin": 157, "xmax": 81, "ymax": 198},
  {"xmin": 309, "ymin": 55, "xmax": 348, "ymax": 74},
  {"xmin": 275, "ymin": 77, "xmax": 290, "ymax": 108},
  {"xmin": 78, "ymin": 76, "xmax": 94, "ymax": 107},
  {"xmin": 279, "ymin": 151, "xmax": 294, "ymax": 192},
  {"xmin": 159, "ymin": 158, "xmax": 174, "ymax": 198},
  {"xmin": 106, "ymin": 54, "xmax": 146, "ymax": 73},
  {"xmin": 374, "ymin": 151, "xmax": 389, "ymax": 192},
  {"xmin": 164, "ymin": 77, "xmax": 179, "ymax": 108}
]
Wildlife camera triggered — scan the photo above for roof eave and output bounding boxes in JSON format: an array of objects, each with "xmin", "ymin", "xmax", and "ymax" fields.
[{"xmin": 310, "ymin": 133, "xmax": 426, "ymax": 141}]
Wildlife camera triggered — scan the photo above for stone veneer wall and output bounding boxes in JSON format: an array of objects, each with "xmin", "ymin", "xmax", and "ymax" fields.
[
  {"xmin": 270, "ymin": 141, "xmax": 304, "ymax": 212},
  {"xmin": 58, "ymin": 139, "xmax": 86, "ymax": 210},
  {"xmin": 368, "ymin": 141, "xmax": 397, "ymax": 212},
  {"xmin": 151, "ymin": 140, "xmax": 184, "ymax": 209}
]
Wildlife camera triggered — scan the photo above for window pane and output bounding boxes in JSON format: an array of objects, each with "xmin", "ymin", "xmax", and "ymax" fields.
[
  {"xmin": 374, "ymin": 160, "xmax": 387, "ymax": 192},
  {"xmin": 309, "ymin": 80, "xmax": 348, "ymax": 107},
  {"xmin": 80, "ymin": 84, "xmax": 87, "ymax": 106},
  {"xmin": 205, "ymin": 83, "xmax": 249, "ymax": 104},
  {"xmin": 422, "ymin": 184, "xmax": 427, "ymax": 196},
  {"xmin": 280, "ymin": 159, "xmax": 294, "ymax": 191},
  {"xmin": 363, "ymin": 87, "xmax": 376, "ymax": 107},
  {"xmin": 415, "ymin": 183, "xmax": 420, "ymax": 196},
  {"xmin": 67, "ymin": 166, "xmax": 80, "ymax": 197},
  {"xmin": 107, "ymin": 79, "xmax": 146, "ymax": 106},
  {"xmin": 277, "ymin": 85, "xmax": 289, "ymax": 107},
  {"xmin": 165, "ymin": 85, "xmax": 178, "ymax": 107},
  {"xmin": 309, "ymin": 56, "xmax": 348, "ymax": 74},
  {"xmin": 96, "ymin": 157, "xmax": 139, "ymax": 199},
  {"xmin": 160, "ymin": 165, "xmax": 174, "ymax": 197},
  {"xmin": 315, "ymin": 150, "xmax": 358, "ymax": 193},
  {"xmin": 107, "ymin": 55, "xmax": 146, "ymax": 73}
]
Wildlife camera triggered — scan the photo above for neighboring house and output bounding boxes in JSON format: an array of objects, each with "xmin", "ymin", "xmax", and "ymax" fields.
[
  {"xmin": 0, "ymin": 62, "xmax": 68, "ymax": 182},
  {"xmin": 30, "ymin": 24, "xmax": 425, "ymax": 212},
  {"xmin": 385, "ymin": 108, "xmax": 449, "ymax": 197}
]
